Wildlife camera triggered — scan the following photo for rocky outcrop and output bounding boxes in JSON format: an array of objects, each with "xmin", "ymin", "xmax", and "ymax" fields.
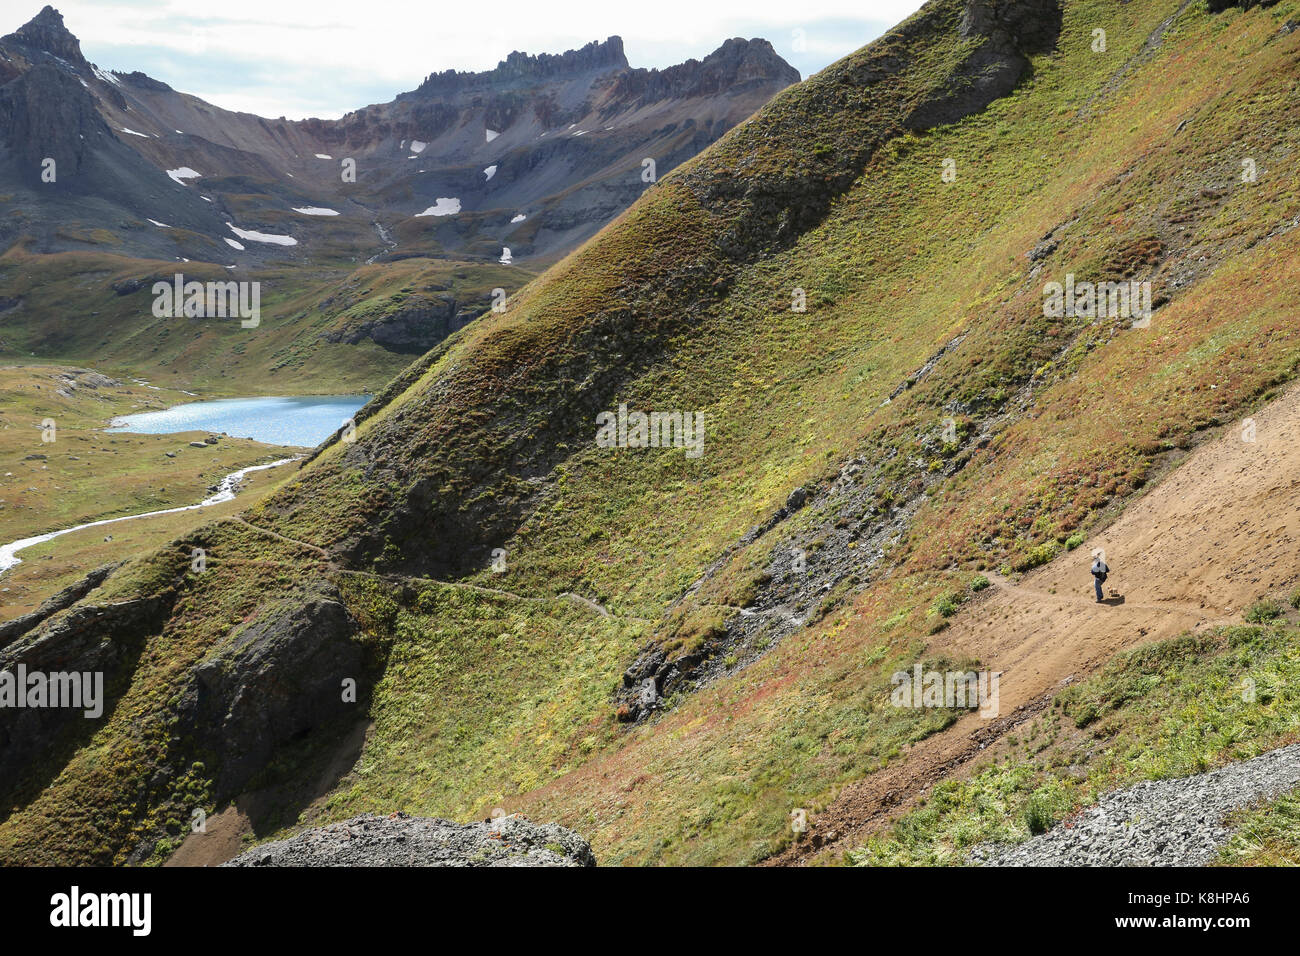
[
  {"xmin": 0, "ymin": 590, "xmax": 176, "ymax": 796},
  {"xmin": 323, "ymin": 297, "xmax": 478, "ymax": 353},
  {"xmin": 173, "ymin": 585, "xmax": 363, "ymax": 797},
  {"xmin": 1, "ymin": 6, "xmax": 85, "ymax": 65},
  {"xmin": 223, "ymin": 813, "xmax": 596, "ymax": 867},
  {"xmin": 411, "ymin": 37, "xmax": 631, "ymax": 97},
  {"xmin": 118, "ymin": 70, "xmax": 172, "ymax": 92},
  {"xmin": 1, "ymin": 572, "xmax": 367, "ymax": 842},
  {"xmin": 603, "ymin": 38, "xmax": 801, "ymax": 105},
  {"xmin": 907, "ymin": 0, "xmax": 1063, "ymax": 129},
  {"xmin": 0, "ymin": 563, "xmax": 116, "ymax": 650}
]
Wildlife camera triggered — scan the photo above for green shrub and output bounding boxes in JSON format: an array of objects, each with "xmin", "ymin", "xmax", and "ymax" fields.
[
  {"xmin": 1064, "ymin": 533, "xmax": 1085, "ymax": 551},
  {"xmin": 1246, "ymin": 599, "xmax": 1283, "ymax": 624},
  {"xmin": 1024, "ymin": 794, "xmax": 1056, "ymax": 835},
  {"xmin": 1012, "ymin": 541, "xmax": 1060, "ymax": 573},
  {"xmin": 933, "ymin": 590, "xmax": 966, "ymax": 618},
  {"xmin": 969, "ymin": 575, "xmax": 990, "ymax": 593}
]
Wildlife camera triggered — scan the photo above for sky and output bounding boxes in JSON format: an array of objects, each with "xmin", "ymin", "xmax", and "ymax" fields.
[{"xmin": 7, "ymin": 0, "xmax": 927, "ymax": 119}]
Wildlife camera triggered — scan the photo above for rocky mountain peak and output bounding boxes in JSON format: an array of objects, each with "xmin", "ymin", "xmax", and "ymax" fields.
[
  {"xmin": 411, "ymin": 36, "xmax": 630, "ymax": 96},
  {"xmin": 499, "ymin": 35, "xmax": 629, "ymax": 77},
  {"xmin": 3, "ymin": 6, "xmax": 86, "ymax": 65},
  {"xmin": 604, "ymin": 37, "xmax": 801, "ymax": 104}
]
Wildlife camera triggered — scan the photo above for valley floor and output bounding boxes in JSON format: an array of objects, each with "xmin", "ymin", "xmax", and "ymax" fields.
[{"xmin": 0, "ymin": 365, "xmax": 295, "ymax": 618}]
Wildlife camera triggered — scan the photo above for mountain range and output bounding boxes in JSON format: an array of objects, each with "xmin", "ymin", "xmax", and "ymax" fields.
[
  {"xmin": 0, "ymin": 7, "xmax": 798, "ymax": 266},
  {"xmin": 4, "ymin": 0, "xmax": 1300, "ymax": 871}
]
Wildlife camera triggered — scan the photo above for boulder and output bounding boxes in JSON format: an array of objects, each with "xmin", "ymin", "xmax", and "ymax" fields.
[{"xmin": 174, "ymin": 587, "xmax": 363, "ymax": 796}]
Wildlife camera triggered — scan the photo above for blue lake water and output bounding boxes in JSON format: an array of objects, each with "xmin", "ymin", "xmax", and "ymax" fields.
[{"xmin": 107, "ymin": 395, "xmax": 370, "ymax": 447}]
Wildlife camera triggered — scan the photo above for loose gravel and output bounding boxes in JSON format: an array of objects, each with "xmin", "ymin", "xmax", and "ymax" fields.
[
  {"xmin": 223, "ymin": 813, "xmax": 595, "ymax": 867},
  {"xmin": 973, "ymin": 742, "xmax": 1300, "ymax": 866}
]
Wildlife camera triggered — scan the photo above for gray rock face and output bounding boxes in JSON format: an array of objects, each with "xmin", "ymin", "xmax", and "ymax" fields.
[
  {"xmin": 0, "ymin": 563, "xmax": 116, "ymax": 650},
  {"xmin": 174, "ymin": 586, "xmax": 363, "ymax": 797},
  {"xmin": 0, "ymin": 13, "xmax": 799, "ymax": 264},
  {"xmin": 958, "ymin": 0, "xmax": 1064, "ymax": 54},
  {"xmin": 322, "ymin": 296, "xmax": 476, "ymax": 353},
  {"xmin": 908, "ymin": 0, "xmax": 1063, "ymax": 129},
  {"xmin": 0, "ymin": 591, "xmax": 174, "ymax": 796},
  {"xmin": 973, "ymin": 743, "xmax": 1300, "ymax": 866},
  {"xmin": 223, "ymin": 813, "xmax": 596, "ymax": 867},
  {"xmin": 0, "ymin": 62, "xmax": 100, "ymax": 177},
  {"xmin": 2, "ymin": 6, "xmax": 85, "ymax": 65}
]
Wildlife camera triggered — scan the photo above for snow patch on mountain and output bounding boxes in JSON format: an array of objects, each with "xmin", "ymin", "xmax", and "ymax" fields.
[
  {"xmin": 227, "ymin": 223, "xmax": 297, "ymax": 246},
  {"xmin": 416, "ymin": 198, "xmax": 461, "ymax": 217}
]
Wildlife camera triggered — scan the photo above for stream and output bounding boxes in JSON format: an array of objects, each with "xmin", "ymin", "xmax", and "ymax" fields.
[{"xmin": 0, "ymin": 457, "xmax": 298, "ymax": 575}]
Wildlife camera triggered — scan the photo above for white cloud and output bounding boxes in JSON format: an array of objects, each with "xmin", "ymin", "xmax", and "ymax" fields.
[{"xmin": 33, "ymin": 1, "xmax": 923, "ymax": 119}]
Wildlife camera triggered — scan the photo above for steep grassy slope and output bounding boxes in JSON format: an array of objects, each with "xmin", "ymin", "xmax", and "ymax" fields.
[
  {"xmin": 4, "ymin": 0, "xmax": 1300, "ymax": 866},
  {"xmin": 850, "ymin": 616, "xmax": 1300, "ymax": 866}
]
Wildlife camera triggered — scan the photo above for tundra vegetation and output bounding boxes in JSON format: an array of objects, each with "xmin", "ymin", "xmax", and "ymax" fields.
[{"xmin": 4, "ymin": 0, "xmax": 1300, "ymax": 868}]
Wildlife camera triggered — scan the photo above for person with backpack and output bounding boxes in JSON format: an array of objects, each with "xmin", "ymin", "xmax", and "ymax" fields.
[{"xmin": 1091, "ymin": 551, "xmax": 1109, "ymax": 602}]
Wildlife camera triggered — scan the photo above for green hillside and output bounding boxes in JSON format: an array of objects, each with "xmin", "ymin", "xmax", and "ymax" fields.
[
  {"xmin": 4, "ymin": 0, "xmax": 1300, "ymax": 866},
  {"xmin": 0, "ymin": 247, "xmax": 531, "ymax": 395}
]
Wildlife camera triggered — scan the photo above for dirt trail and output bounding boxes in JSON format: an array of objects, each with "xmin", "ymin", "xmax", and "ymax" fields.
[
  {"xmin": 772, "ymin": 382, "xmax": 1300, "ymax": 864},
  {"xmin": 222, "ymin": 515, "xmax": 332, "ymax": 558},
  {"xmin": 222, "ymin": 516, "xmax": 632, "ymax": 618}
]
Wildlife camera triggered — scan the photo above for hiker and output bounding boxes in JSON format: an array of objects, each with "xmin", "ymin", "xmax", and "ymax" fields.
[{"xmin": 1091, "ymin": 552, "xmax": 1109, "ymax": 602}]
